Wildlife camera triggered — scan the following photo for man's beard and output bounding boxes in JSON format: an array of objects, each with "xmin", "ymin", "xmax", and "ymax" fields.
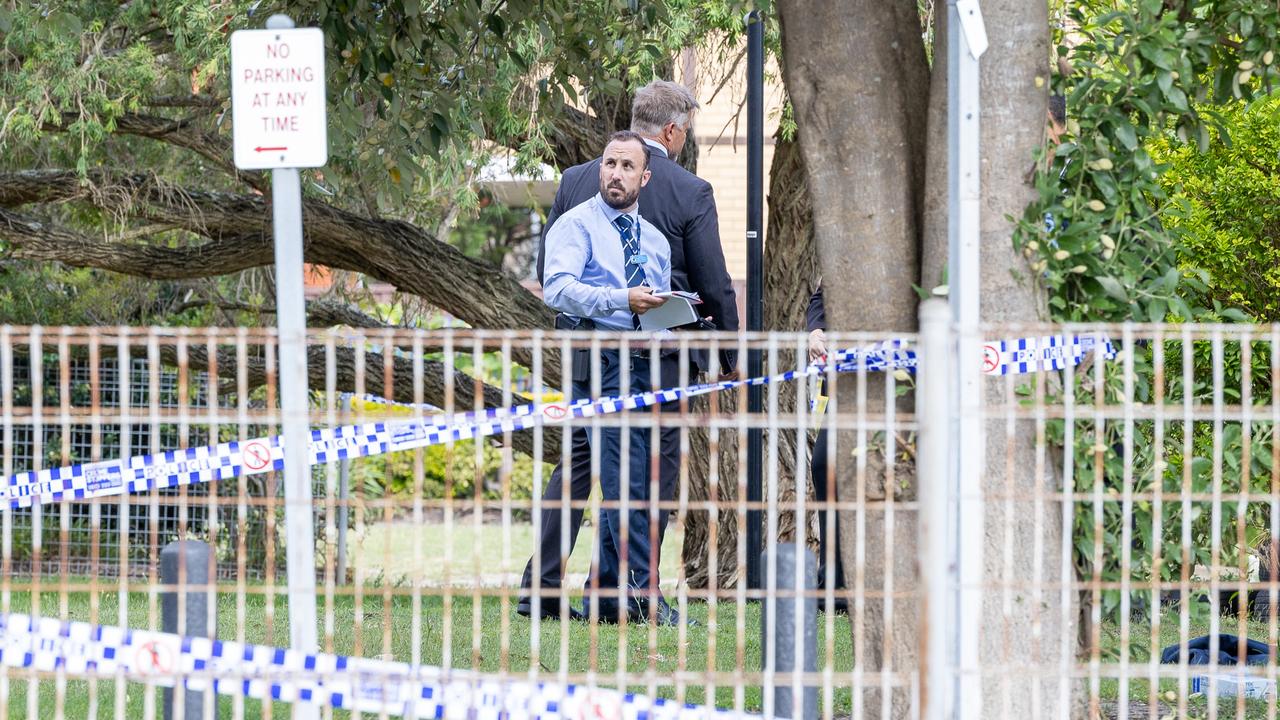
[{"xmin": 600, "ymin": 181, "xmax": 639, "ymax": 210}]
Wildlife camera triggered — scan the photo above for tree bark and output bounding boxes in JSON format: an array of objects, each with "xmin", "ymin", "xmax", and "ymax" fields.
[
  {"xmin": 0, "ymin": 170, "xmax": 556, "ymax": 338},
  {"xmin": 777, "ymin": 2, "xmax": 930, "ymax": 716},
  {"xmin": 920, "ymin": 8, "xmax": 950, "ymax": 291},
  {"xmin": 762, "ymin": 130, "xmax": 818, "ymax": 549},
  {"xmin": 681, "ymin": 131, "xmax": 813, "ymax": 590},
  {"xmin": 966, "ymin": 3, "xmax": 1077, "ymax": 717},
  {"xmin": 777, "ymin": 0, "xmax": 928, "ymax": 334},
  {"xmin": 678, "ymin": 391, "xmax": 741, "ymax": 591}
]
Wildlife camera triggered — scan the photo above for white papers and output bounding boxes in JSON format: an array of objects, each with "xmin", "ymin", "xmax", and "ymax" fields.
[
  {"xmin": 655, "ymin": 290, "xmax": 702, "ymax": 303},
  {"xmin": 638, "ymin": 291, "xmax": 702, "ymax": 331}
]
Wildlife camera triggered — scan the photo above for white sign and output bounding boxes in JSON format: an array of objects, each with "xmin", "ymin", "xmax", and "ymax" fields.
[{"xmin": 230, "ymin": 27, "xmax": 327, "ymax": 170}]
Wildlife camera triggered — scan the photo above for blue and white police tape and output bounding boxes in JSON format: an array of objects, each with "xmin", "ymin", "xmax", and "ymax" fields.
[
  {"xmin": 0, "ymin": 612, "xmax": 746, "ymax": 719},
  {"xmin": 1, "ymin": 333, "xmax": 1112, "ymax": 510},
  {"xmin": 980, "ymin": 332, "xmax": 1112, "ymax": 376}
]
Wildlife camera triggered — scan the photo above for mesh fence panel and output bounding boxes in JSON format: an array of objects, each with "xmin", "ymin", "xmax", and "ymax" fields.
[{"xmin": 6, "ymin": 322, "xmax": 1275, "ymax": 720}]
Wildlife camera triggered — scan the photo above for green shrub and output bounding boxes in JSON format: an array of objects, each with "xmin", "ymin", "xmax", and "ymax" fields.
[
  {"xmin": 348, "ymin": 439, "xmax": 542, "ymax": 504},
  {"xmin": 1151, "ymin": 93, "xmax": 1280, "ymax": 321}
]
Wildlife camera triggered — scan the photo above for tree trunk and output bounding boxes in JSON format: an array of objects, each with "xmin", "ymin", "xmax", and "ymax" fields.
[
  {"xmin": 975, "ymin": 3, "xmax": 1078, "ymax": 717},
  {"xmin": 776, "ymin": 0, "xmax": 928, "ymax": 334},
  {"xmin": 762, "ymin": 130, "xmax": 818, "ymax": 548},
  {"xmin": 921, "ymin": 1, "xmax": 1078, "ymax": 717},
  {"xmin": 680, "ymin": 391, "xmax": 741, "ymax": 590},
  {"xmin": 681, "ymin": 131, "xmax": 815, "ymax": 590},
  {"xmin": 777, "ymin": 1, "xmax": 930, "ymax": 716},
  {"xmin": 920, "ymin": 7, "xmax": 950, "ymax": 290}
]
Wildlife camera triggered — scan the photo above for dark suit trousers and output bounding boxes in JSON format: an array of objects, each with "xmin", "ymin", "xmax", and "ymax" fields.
[
  {"xmin": 810, "ymin": 426, "xmax": 847, "ymax": 590},
  {"xmin": 518, "ymin": 352, "xmax": 684, "ymax": 610}
]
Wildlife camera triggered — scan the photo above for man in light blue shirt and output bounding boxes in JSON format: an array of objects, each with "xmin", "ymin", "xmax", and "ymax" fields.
[
  {"xmin": 542, "ymin": 137, "xmax": 671, "ymax": 328},
  {"xmin": 542, "ymin": 130, "xmax": 679, "ymax": 625}
]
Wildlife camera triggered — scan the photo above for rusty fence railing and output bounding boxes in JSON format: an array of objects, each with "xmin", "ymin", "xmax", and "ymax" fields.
[
  {"xmin": 944, "ymin": 319, "xmax": 1280, "ymax": 720},
  {"xmin": 0, "ymin": 324, "xmax": 902, "ymax": 720},
  {"xmin": 4, "ymin": 318, "xmax": 1279, "ymax": 720}
]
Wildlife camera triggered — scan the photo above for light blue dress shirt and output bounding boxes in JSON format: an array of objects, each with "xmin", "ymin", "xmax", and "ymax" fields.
[{"xmin": 542, "ymin": 193, "xmax": 671, "ymax": 331}]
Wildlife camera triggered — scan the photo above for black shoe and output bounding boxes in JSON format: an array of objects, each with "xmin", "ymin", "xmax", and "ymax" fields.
[
  {"xmin": 516, "ymin": 597, "xmax": 587, "ymax": 621},
  {"xmin": 630, "ymin": 598, "xmax": 699, "ymax": 628},
  {"xmin": 818, "ymin": 596, "xmax": 849, "ymax": 615},
  {"xmin": 590, "ymin": 601, "xmax": 630, "ymax": 624}
]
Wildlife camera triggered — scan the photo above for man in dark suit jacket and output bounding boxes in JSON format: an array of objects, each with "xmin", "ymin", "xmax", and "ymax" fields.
[{"xmin": 518, "ymin": 80, "xmax": 739, "ymax": 625}]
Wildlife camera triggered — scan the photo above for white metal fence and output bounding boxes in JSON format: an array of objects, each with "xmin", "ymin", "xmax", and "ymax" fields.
[{"xmin": 1, "ymin": 317, "xmax": 1278, "ymax": 719}]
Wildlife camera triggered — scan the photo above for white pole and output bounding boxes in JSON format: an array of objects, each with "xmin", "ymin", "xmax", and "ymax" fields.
[
  {"xmin": 948, "ymin": 2, "xmax": 987, "ymax": 720},
  {"xmin": 266, "ymin": 14, "xmax": 319, "ymax": 720},
  {"xmin": 918, "ymin": 299, "xmax": 953, "ymax": 720}
]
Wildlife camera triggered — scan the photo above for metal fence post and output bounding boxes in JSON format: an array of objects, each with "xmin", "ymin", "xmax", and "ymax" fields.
[
  {"xmin": 946, "ymin": 1, "xmax": 988, "ymax": 717},
  {"xmin": 161, "ymin": 539, "xmax": 217, "ymax": 720},
  {"xmin": 336, "ymin": 393, "xmax": 351, "ymax": 583},
  {"xmin": 918, "ymin": 299, "xmax": 952, "ymax": 720},
  {"xmin": 763, "ymin": 542, "xmax": 817, "ymax": 719}
]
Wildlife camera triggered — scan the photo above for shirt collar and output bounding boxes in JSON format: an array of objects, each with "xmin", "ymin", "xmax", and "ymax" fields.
[
  {"xmin": 641, "ymin": 137, "xmax": 668, "ymax": 158},
  {"xmin": 594, "ymin": 193, "xmax": 638, "ymax": 225}
]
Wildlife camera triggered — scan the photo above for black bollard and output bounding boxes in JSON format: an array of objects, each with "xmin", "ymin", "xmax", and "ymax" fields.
[
  {"xmin": 764, "ymin": 543, "xmax": 818, "ymax": 719},
  {"xmin": 161, "ymin": 540, "xmax": 217, "ymax": 720}
]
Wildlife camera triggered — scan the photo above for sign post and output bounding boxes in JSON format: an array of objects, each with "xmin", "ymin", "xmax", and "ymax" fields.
[
  {"xmin": 231, "ymin": 16, "xmax": 326, "ymax": 719},
  {"xmin": 946, "ymin": 3, "xmax": 988, "ymax": 720}
]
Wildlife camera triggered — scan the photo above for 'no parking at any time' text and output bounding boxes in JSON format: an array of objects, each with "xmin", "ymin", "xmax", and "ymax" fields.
[{"xmin": 230, "ymin": 27, "xmax": 328, "ymax": 170}]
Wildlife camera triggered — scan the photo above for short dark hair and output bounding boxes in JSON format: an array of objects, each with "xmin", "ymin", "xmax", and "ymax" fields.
[
  {"xmin": 605, "ymin": 130, "xmax": 650, "ymax": 170},
  {"xmin": 1048, "ymin": 94, "xmax": 1066, "ymax": 126}
]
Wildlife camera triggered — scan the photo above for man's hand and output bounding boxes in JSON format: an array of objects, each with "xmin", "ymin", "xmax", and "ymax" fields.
[
  {"xmin": 718, "ymin": 370, "xmax": 741, "ymax": 382},
  {"xmin": 808, "ymin": 328, "xmax": 828, "ymax": 363},
  {"xmin": 628, "ymin": 287, "xmax": 667, "ymax": 314}
]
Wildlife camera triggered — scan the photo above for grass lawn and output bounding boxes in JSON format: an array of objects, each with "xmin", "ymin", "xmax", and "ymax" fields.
[
  {"xmin": 349, "ymin": 516, "xmax": 685, "ymax": 589},
  {"xmin": 1095, "ymin": 606, "xmax": 1280, "ymax": 719},
  {"xmin": 2, "ymin": 519, "xmax": 863, "ymax": 717},
  {"xmin": 0, "ymin": 587, "xmax": 855, "ymax": 719}
]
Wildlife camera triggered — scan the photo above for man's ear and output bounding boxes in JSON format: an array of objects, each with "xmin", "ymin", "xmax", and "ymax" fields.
[{"xmin": 640, "ymin": 168, "xmax": 652, "ymax": 187}]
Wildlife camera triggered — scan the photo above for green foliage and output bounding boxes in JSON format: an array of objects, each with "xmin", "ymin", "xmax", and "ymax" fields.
[
  {"xmin": 0, "ymin": 0, "xmax": 754, "ymax": 197},
  {"xmin": 0, "ymin": 262, "xmax": 204, "ymax": 325},
  {"xmin": 349, "ymin": 439, "xmax": 540, "ymax": 504},
  {"xmin": 1052, "ymin": 338, "xmax": 1277, "ymax": 623},
  {"xmin": 446, "ymin": 194, "xmax": 538, "ymax": 268},
  {"xmin": 0, "ymin": 0, "xmax": 761, "ymax": 327},
  {"xmin": 1019, "ymin": 0, "xmax": 1280, "ymax": 324},
  {"xmin": 1022, "ymin": 1, "xmax": 1280, "ymax": 626},
  {"xmin": 1150, "ymin": 93, "xmax": 1280, "ymax": 321}
]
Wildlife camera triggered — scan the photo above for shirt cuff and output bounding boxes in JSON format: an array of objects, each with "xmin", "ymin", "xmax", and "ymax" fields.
[{"xmin": 609, "ymin": 287, "xmax": 632, "ymax": 312}]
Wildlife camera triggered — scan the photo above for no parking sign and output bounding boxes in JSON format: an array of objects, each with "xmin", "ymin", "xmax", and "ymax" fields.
[{"xmin": 230, "ymin": 26, "xmax": 327, "ymax": 170}]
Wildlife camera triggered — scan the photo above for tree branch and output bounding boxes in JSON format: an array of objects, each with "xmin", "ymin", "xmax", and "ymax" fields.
[
  {"xmin": 145, "ymin": 95, "xmax": 224, "ymax": 108},
  {"xmin": 169, "ymin": 344, "xmax": 560, "ymax": 458},
  {"xmin": 305, "ymin": 298, "xmax": 398, "ymax": 329},
  {"xmin": 42, "ymin": 112, "xmax": 266, "ymax": 193},
  {"xmin": 0, "ymin": 170, "xmax": 559, "ymax": 375},
  {"xmin": 170, "ymin": 296, "xmax": 400, "ymax": 333},
  {"xmin": 0, "ymin": 206, "xmax": 274, "ymax": 278}
]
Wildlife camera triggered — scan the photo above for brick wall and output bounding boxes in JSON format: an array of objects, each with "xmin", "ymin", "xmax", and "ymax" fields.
[{"xmin": 678, "ymin": 49, "xmax": 787, "ymax": 284}]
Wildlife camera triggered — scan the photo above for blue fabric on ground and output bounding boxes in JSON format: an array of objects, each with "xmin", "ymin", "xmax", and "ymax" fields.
[{"xmin": 1160, "ymin": 634, "xmax": 1273, "ymax": 665}]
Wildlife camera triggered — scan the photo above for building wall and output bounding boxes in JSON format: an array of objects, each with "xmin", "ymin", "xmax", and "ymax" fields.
[{"xmin": 678, "ymin": 48, "xmax": 787, "ymax": 284}]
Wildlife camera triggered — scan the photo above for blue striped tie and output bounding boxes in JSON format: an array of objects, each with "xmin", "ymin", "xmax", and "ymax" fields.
[
  {"xmin": 613, "ymin": 214, "xmax": 643, "ymax": 329},
  {"xmin": 614, "ymin": 214, "xmax": 646, "ymax": 288}
]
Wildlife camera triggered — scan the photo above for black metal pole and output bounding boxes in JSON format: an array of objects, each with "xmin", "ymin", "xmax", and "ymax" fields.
[{"xmin": 745, "ymin": 9, "xmax": 764, "ymax": 595}]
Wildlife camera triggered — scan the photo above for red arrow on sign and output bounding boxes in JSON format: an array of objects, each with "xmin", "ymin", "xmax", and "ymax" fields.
[{"xmin": 255, "ymin": 146, "xmax": 287, "ymax": 152}]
